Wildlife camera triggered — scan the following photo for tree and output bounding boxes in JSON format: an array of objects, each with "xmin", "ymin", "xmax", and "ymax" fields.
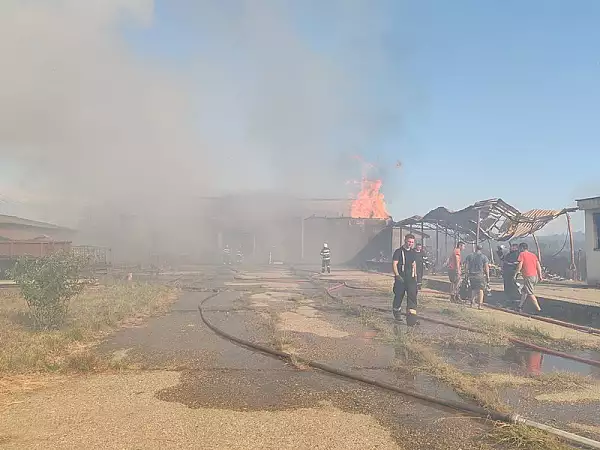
[{"xmin": 9, "ymin": 251, "xmax": 88, "ymax": 330}]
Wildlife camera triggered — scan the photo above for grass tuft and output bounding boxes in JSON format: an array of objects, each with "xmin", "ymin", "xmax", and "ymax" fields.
[
  {"xmin": 488, "ymin": 422, "xmax": 570, "ymax": 450},
  {"xmin": 0, "ymin": 282, "xmax": 177, "ymax": 374}
]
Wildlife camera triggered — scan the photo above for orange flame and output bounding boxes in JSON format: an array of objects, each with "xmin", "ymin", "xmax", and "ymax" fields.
[{"xmin": 348, "ymin": 156, "xmax": 390, "ymax": 219}]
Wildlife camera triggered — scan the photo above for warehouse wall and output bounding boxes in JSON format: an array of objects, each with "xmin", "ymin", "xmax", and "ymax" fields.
[{"xmin": 302, "ymin": 217, "xmax": 389, "ymax": 265}]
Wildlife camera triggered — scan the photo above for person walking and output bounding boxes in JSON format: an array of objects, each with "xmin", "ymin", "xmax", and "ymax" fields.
[
  {"xmin": 515, "ymin": 242, "xmax": 543, "ymax": 312},
  {"xmin": 392, "ymin": 234, "xmax": 419, "ymax": 326},
  {"xmin": 447, "ymin": 241, "xmax": 465, "ymax": 302},
  {"xmin": 502, "ymin": 243, "xmax": 521, "ymax": 301},
  {"xmin": 464, "ymin": 245, "xmax": 490, "ymax": 309}
]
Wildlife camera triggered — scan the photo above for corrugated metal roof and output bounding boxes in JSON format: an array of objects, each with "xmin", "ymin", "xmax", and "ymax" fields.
[
  {"xmin": 393, "ymin": 199, "xmax": 577, "ymax": 243},
  {"xmin": 495, "ymin": 207, "xmax": 577, "ymax": 241}
]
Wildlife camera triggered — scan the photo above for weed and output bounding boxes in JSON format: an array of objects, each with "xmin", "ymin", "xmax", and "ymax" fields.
[
  {"xmin": 266, "ymin": 311, "xmax": 293, "ymax": 353},
  {"xmin": 536, "ymin": 371, "xmax": 591, "ymax": 389},
  {"xmin": 508, "ymin": 324, "xmax": 552, "ymax": 343},
  {"xmin": 488, "ymin": 422, "xmax": 570, "ymax": 450},
  {"xmin": 397, "ymin": 335, "xmax": 507, "ymax": 411},
  {"xmin": 439, "ymin": 308, "xmax": 461, "ymax": 318},
  {"xmin": 273, "ymin": 331, "xmax": 293, "ymax": 352},
  {"xmin": 63, "ymin": 351, "xmax": 100, "ymax": 372},
  {"xmin": 478, "ymin": 372, "xmax": 538, "ymax": 388}
]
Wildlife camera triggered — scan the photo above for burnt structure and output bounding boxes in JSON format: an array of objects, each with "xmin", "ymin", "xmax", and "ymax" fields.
[
  {"xmin": 78, "ymin": 194, "xmax": 395, "ymax": 266},
  {"xmin": 395, "ymin": 198, "xmax": 579, "ymax": 277},
  {"xmin": 203, "ymin": 195, "xmax": 392, "ymax": 265}
]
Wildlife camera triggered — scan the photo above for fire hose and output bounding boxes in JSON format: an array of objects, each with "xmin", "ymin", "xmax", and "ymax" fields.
[
  {"xmin": 324, "ymin": 282, "xmax": 600, "ymax": 368},
  {"xmin": 199, "ymin": 289, "xmax": 600, "ymax": 449},
  {"xmin": 340, "ymin": 278, "xmax": 600, "ymax": 336}
]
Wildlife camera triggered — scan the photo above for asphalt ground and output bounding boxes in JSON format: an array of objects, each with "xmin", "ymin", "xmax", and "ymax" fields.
[{"xmin": 0, "ymin": 265, "xmax": 536, "ymax": 449}]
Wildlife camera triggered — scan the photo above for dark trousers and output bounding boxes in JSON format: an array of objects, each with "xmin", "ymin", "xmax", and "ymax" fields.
[
  {"xmin": 416, "ymin": 271, "xmax": 424, "ymax": 290},
  {"xmin": 321, "ymin": 259, "xmax": 331, "ymax": 273},
  {"xmin": 503, "ymin": 273, "xmax": 520, "ymax": 300},
  {"xmin": 393, "ymin": 277, "xmax": 418, "ymax": 313}
]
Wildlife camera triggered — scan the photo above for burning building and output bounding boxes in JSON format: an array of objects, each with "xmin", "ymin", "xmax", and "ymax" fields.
[
  {"xmin": 202, "ymin": 194, "xmax": 392, "ymax": 265},
  {"xmin": 76, "ymin": 193, "xmax": 394, "ymax": 267},
  {"xmin": 77, "ymin": 157, "xmax": 396, "ymax": 266}
]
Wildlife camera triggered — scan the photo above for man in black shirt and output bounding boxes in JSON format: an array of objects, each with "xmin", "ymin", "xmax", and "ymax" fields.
[
  {"xmin": 502, "ymin": 243, "xmax": 521, "ymax": 301},
  {"xmin": 392, "ymin": 234, "xmax": 419, "ymax": 326}
]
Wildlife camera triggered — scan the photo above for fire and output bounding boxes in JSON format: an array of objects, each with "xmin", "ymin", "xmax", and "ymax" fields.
[{"xmin": 349, "ymin": 156, "xmax": 390, "ymax": 219}]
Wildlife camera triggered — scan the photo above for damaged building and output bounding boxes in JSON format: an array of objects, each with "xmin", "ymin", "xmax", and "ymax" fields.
[{"xmin": 76, "ymin": 194, "xmax": 397, "ymax": 267}]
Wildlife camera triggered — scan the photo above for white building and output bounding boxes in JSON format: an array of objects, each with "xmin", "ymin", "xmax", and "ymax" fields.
[{"xmin": 576, "ymin": 196, "xmax": 600, "ymax": 285}]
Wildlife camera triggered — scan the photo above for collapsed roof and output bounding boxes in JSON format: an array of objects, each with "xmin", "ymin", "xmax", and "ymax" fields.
[{"xmin": 394, "ymin": 198, "xmax": 577, "ymax": 243}]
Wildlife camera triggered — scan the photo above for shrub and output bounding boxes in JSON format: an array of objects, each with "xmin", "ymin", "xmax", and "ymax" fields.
[{"xmin": 8, "ymin": 251, "xmax": 88, "ymax": 330}]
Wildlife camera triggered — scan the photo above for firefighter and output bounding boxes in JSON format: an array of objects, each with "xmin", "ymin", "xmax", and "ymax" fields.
[
  {"xmin": 236, "ymin": 247, "xmax": 243, "ymax": 264},
  {"xmin": 222, "ymin": 244, "xmax": 232, "ymax": 265},
  {"xmin": 320, "ymin": 243, "xmax": 331, "ymax": 274}
]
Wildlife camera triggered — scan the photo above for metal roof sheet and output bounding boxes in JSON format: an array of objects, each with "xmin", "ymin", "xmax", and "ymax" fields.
[{"xmin": 393, "ymin": 199, "xmax": 577, "ymax": 243}]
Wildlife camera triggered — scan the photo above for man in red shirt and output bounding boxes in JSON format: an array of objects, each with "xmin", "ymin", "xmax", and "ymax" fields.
[
  {"xmin": 515, "ymin": 242, "xmax": 543, "ymax": 312},
  {"xmin": 447, "ymin": 241, "xmax": 465, "ymax": 302}
]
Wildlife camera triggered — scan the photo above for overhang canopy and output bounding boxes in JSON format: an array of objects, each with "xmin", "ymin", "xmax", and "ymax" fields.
[{"xmin": 394, "ymin": 199, "xmax": 577, "ymax": 243}]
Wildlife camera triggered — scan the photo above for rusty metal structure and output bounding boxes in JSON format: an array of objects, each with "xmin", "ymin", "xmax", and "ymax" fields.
[{"xmin": 395, "ymin": 198, "xmax": 579, "ymax": 276}]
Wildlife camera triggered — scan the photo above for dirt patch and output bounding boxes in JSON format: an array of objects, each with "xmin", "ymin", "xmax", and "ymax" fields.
[
  {"xmin": 0, "ymin": 371, "xmax": 401, "ymax": 450},
  {"xmin": 262, "ymin": 282, "xmax": 302, "ymax": 290},
  {"xmin": 249, "ymin": 292, "xmax": 298, "ymax": 302},
  {"xmin": 535, "ymin": 383, "xmax": 600, "ymax": 403},
  {"xmin": 278, "ymin": 312, "xmax": 350, "ymax": 338},
  {"xmin": 0, "ymin": 373, "xmax": 72, "ymax": 413},
  {"xmin": 295, "ymin": 306, "xmax": 321, "ymax": 318},
  {"xmin": 251, "ymin": 301, "xmax": 270, "ymax": 307}
]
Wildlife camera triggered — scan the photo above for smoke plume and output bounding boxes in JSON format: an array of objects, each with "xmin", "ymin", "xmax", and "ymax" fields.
[
  {"xmin": 0, "ymin": 0, "xmax": 400, "ymax": 263},
  {"xmin": 1, "ymin": 0, "xmax": 399, "ymax": 208}
]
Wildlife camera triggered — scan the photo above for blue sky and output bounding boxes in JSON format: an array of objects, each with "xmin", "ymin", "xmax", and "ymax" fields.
[
  {"xmin": 392, "ymin": 0, "xmax": 600, "ymax": 220},
  {"xmin": 3, "ymin": 0, "xmax": 596, "ymax": 233},
  {"xmin": 120, "ymin": 0, "xmax": 599, "ymax": 233}
]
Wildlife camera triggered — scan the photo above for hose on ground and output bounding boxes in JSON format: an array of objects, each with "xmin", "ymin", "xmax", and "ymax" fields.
[
  {"xmin": 199, "ymin": 289, "xmax": 600, "ymax": 449},
  {"xmin": 322, "ymin": 283, "xmax": 600, "ymax": 368},
  {"xmin": 198, "ymin": 292, "xmax": 511, "ymax": 422}
]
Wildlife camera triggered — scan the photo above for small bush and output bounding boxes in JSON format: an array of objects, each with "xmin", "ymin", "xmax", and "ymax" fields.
[{"xmin": 8, "ymin": 251, "xmax": 88, "ymax": 330}]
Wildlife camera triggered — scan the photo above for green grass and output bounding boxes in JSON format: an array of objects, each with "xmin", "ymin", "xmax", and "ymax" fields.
[{"xmin": 0, "ymin": 283, "xmax": 177, "ymax": 374}]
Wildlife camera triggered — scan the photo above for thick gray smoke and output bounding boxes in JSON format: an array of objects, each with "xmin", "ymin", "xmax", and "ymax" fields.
[
  {"xmin": 0, "ymin": 0, "xmax": 399, "ymax": 261},
  {"xmin": 0, "ymin": 0, "xmax": 203, "ymax": 210}
]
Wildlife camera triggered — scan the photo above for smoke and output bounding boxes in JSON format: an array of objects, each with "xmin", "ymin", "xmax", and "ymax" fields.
[
  {"xmin": 0, "ymin": 0, "xmax": 400, "ymax": 260},
  {"xmin": 0, "ymin": 0, "xmax": 399, "ymax": 204},
  {"xmin": 0, "ymin": 0, "xmax": 201, "ymax": 206}
]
